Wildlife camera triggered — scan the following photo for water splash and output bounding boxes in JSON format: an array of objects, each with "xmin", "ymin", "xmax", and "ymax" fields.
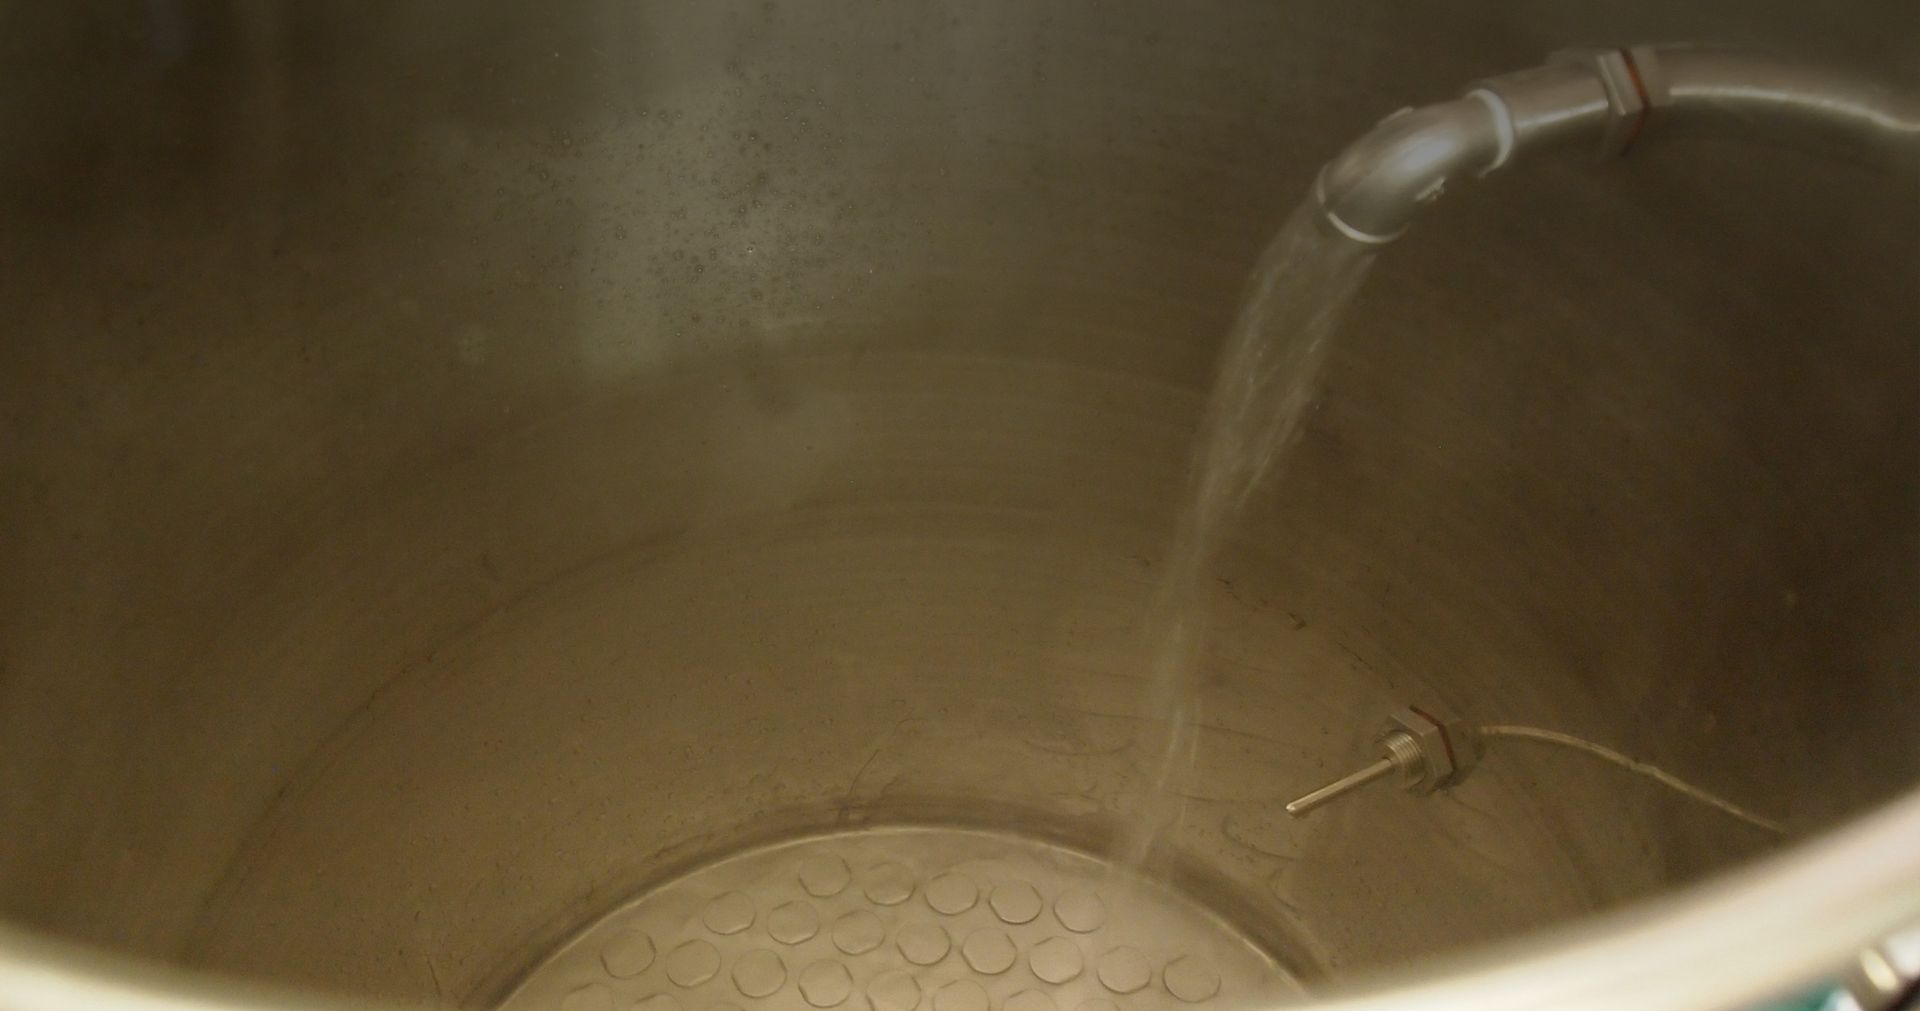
[{"xmin": 1114, "ymin": 203, "xmax": 1376, "ymax": 871}]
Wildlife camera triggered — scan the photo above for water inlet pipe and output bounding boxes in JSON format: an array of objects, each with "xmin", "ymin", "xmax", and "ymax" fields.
[{"xmin": 1314, "ymin": 45, "xmax": 1920, "ymax": 245}]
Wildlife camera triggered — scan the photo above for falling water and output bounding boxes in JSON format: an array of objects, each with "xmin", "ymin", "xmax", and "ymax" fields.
[{"xmin": 1114, "ymin": 203, "xmax": 1376, "ymax": 871}]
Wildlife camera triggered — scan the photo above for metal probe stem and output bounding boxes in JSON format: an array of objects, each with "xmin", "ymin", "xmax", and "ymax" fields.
[{"xmin": 1284, "ymin": 755, "xmax": 1398, "ymax": 816}]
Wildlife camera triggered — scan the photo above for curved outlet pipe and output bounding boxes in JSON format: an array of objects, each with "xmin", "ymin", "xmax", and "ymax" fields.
[{"xmin": 1315, "ymin": 45, "xmax": 1920, "ymax": 244}]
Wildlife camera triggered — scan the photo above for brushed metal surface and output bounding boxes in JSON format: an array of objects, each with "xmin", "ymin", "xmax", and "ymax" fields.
[{"xmin": 0, "ymin": 2, "xmax": 1915, "ymax": 1010}]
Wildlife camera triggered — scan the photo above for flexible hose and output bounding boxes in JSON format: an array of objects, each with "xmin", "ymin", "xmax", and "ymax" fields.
[{"xmin": 1478, "ymin": 724, "xmax": 1786, "ymax": 835}]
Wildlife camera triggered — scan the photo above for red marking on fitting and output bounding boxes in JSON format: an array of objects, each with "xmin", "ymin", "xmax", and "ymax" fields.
[{"xmin": 1618, "ymin": 48, "xmax": 1654, "ymax": 156}]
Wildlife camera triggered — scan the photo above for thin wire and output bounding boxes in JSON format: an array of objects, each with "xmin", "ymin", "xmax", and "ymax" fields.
[{"xmin": 1478, "ymin": 724, "xmax": 1787, "ymax": 835}]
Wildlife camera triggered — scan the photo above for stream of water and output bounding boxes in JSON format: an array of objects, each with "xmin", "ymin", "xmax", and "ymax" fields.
[{"xmin": 1114, "ymin": 203, "xmax": 1376, "ymax": 871}]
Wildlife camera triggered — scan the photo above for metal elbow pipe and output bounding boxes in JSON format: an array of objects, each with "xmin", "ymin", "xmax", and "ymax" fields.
[
  {"xmin": 1313, "ymin": 90, "xmax": 1521, "ymax": 244},
  {"xmin": 1315, "ymin": 46, "xmax": 1920, "ymax": 245}
]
